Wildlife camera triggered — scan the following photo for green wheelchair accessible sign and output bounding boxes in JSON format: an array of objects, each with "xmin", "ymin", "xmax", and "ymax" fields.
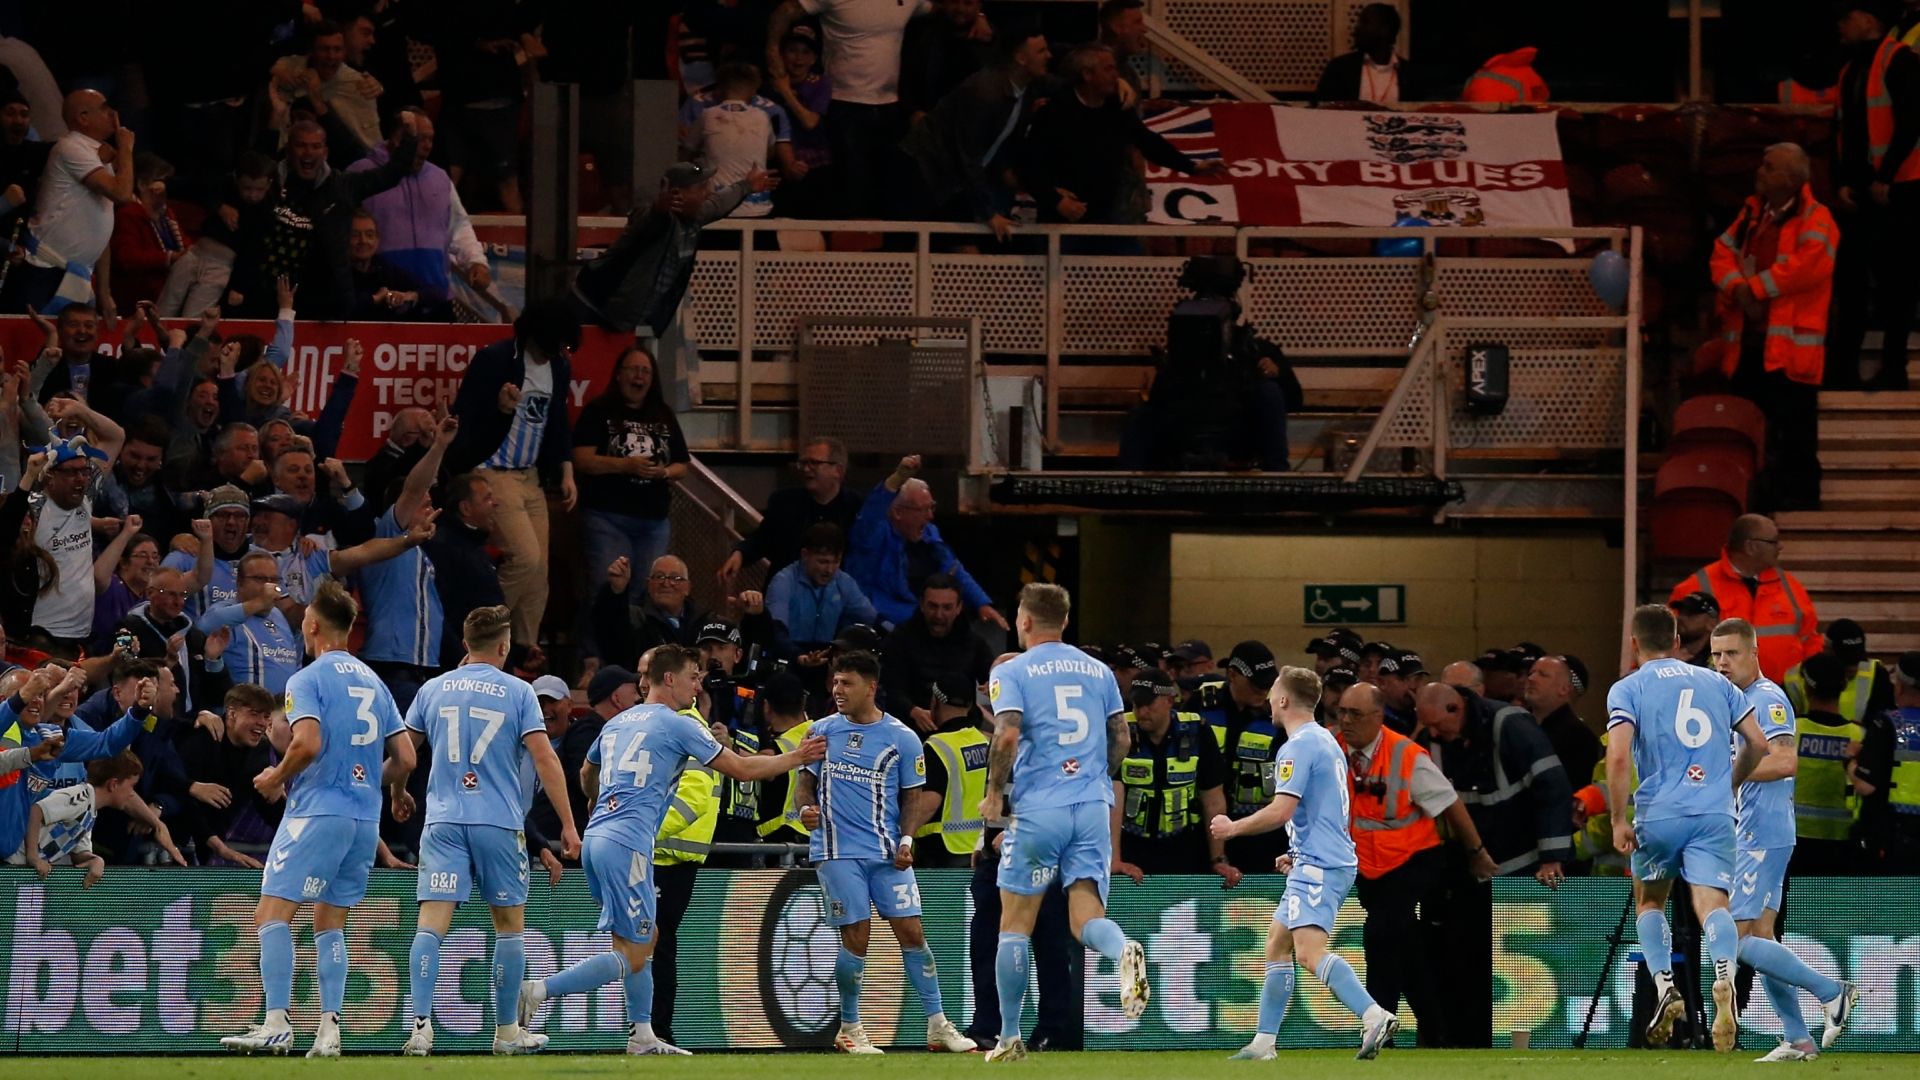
[{"xmin": 1304, "ymin": 584, "xmax": 1405, "ymax": 625}]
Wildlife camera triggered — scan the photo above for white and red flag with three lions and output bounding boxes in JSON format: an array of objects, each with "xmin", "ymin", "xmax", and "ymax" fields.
[{"xmin": 1143, "ymin": 105, "xmax": 1572, "ymax": 229}]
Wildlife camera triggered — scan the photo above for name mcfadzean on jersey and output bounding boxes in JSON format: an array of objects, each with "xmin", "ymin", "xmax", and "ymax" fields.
[{"xmin": 1023, "ymin": 659, "xmax": 1109, "ymax": 679}]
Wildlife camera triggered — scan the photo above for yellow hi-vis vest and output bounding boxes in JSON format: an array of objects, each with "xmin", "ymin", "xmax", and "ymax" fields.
[
  {"xmin": 914, "ymin": 727, "xmax": 989, "ymax": 854},
  {"xmin": 1794, "ymin": 713, "xmax": 1862, "ymax": 841},
  {"xmin": 1783, "ymin": 659, "xmax": 1879, "ymax": 725},
  {"xmin": 1887, "ymin": 708, "xmax": 1920, "ymax": 817},
  {"xmin": 756, "ymin": 719, "xmax": 814, "ymax": 837},
  {"xmin": 654, "ymin": 766, "xmax": 719, "ymax": 866},
  {"xmin": 721, "ymin": 725, "xmax": 762, "ymax": 823},
  {"xmin": 1208, "ymin": 716, "xmax": 1278, "ymax": 815},
  {"xmin": 1121, "ymin": 714, "xmax": 1207, "ymax": 839}
]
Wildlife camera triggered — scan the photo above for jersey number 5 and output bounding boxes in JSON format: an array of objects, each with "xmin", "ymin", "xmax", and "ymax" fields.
[
  {"xmin": 1055, "ymin": 686, "xmax": 1088, "ymax": 746},
  {"xmin": 1674, "ymin": 688, "xmax": 1712, "ymax": 749}
]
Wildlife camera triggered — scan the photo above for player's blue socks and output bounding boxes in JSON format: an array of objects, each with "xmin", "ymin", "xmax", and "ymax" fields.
[
  {"xmin": 1315, "ymin": 953, "xmax": 1378, "ymax": 1020},
  {"xmin": 493, "ymin": 932, "xmax": 526, "ymax": 1030},
  {"xmin": 545, "ymin": 950, "xmax": 629, "ymax": 998},
  {"xmin": 1080, "ymin": 917, "xmax": 1128, "ymax": 962},
  {"xmin": 1257, "ymin": 961, "xmax": 1294, "ymax": 1035},
  {"xmin": 259, "ymin": 921, "xmax": 294, "ymax": 1013},
  {"xmin": 1702, "ymin": 908, "xmax": 1738, "ymax": 984},
  {"xmin": 836, "ymin": 948, "xmax": 867, "ymax": 1025},
  {"xmin": 1761, "ymin": 974, "xmax": 1814, "ymax": 1045},
  {"xmin": 902, "ymin": 947, "xmax": 944, "ymax": 1016},
  {"xmin": 314, "ymin": 929, "xmax": 347, "ymax": 1015},
  {"xmin": 409, "ymin": 929, "xmax": 442, "ymax": 1020},
  {"xmin": 995, "ymin": 932, "xmax": 1031, "ymax": 1041},
  {"xmin": 624, "ymin": 960, "xmax": 654, "ymax": 1025},
  {"xmin": 1636, "ymin": 910, "xmax": 1675, "ymax": 977},
  {"xmin": 1739, "ymin": 935, "xmax": 1842, "ymax": 1003}
]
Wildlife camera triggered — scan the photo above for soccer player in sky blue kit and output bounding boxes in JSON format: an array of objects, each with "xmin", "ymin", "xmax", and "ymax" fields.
[
  {"xmin": 399, "ymin": 606, "xmax": 582, "ymax": 1057},
  {"xmin": 516, "ymin": 645, "xmax": 823, "ymax": 1055},
  {"xmin": 792, "ymin": 650, "xmax": 977, "ymax": 1055},
  {"xmin": 981, "ymin": 583, "xmax": 1149, "ymax": 1064},
  {"xmin": 1709, "ymin": 618, "xmax": 1858, "ymax": 1061},
  {"xmin": 221, "ymin": 581, "xmax": 418, "ymax": 1057},
  {"xmin": 1608, "ymin": 604, "xmax": 1773, "ymax": 1052},
  {"xmin": 1212, "ymin": 665, "xmax": 1399, "ymax": 1061}
]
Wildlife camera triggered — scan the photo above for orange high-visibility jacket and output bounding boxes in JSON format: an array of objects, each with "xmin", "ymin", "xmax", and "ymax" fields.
[
  {"xmin": 1703, "ymin": 184, "xmax": 1838, "ymax": 386},
  {"xmin": 1339, "ymin": 726, "xmax": 1442, "ymax": 879},
  {"xmin": 1462, "ymin": 48, "xmax": 1549, "ymax": 103},
  {"xmin": 1670, "ymin": 554, "xmax": 1822, "ymax": 683},
  {"xmin": 1838, "ymin": 37, "xmax": 1920, "ymax": 183}
]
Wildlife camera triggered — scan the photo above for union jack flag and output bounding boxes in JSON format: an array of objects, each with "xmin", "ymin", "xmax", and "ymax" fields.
[{"xmin": 1144, "ymin": 106, "xmax": 1221, "ymax": 159}]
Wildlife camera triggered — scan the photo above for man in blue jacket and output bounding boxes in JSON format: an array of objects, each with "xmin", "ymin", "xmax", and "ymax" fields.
[
  {"xmin": 448, "ymin": 299, "xmax": 580, "ymax": 656},
  {"xmin": 845, "ymin": 455, "xmax": 1004, "ymax": 631}
]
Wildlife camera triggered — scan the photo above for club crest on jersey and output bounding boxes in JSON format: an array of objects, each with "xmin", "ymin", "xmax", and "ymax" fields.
[
  {"xmin": 462, "ymin": 771, "xmax": 479, "ymax": 790},
  {"xmin": 1061, "ymin": 758, "xmax": 1080, "ymax": 776},
  {"xmin": 830, "ymin": 899, "xmax": 848, "ymax": 919},
  {"xmin": 1685, "ymin": 764, "xmax": 1706, "ymax": 783},
  {"xmin": 848, "ymin": 732, "xmax": 864, "ymax": 751},
  {"xmin": 352, "ymin": 763, "xmax": 368, "ymax": 783}
]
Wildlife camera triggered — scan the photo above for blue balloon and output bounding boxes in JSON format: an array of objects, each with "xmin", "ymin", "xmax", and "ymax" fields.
[
  {"xmin": 1589, "ymin": 249, "xmax": 1629, "ymax": 310},
  {"xmin": 1374, "ymin": 218, "xmax": 1430, "ymax": 257},
  {"xmin": 1392, "ymin": 215, "xmax": 1431, "ymax": 227}
]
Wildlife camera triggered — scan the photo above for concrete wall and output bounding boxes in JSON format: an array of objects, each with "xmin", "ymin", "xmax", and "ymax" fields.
[{"xmin": 1168, "ymin": 531, "xmax": 1625, "ymax": 697}]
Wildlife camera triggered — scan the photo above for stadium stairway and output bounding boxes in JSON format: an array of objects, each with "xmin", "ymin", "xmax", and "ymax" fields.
[{"xmin": 1780, "ymin": 367, "xmax": 1920, "ymax": 662}]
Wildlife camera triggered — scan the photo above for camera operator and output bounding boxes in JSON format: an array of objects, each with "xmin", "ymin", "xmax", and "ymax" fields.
[{"xmin": 1118, "ymin": 255, "xmax": 1301, "ymax": 473}]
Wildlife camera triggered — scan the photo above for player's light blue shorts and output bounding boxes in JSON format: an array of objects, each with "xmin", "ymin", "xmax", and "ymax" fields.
[
  {"xmin": 1730, "ymin": 845, "xmax": 1792, "ymax": 921},
  {"xmin": 1276, "ymin": 861, "xmax": 1355, "ymax": 932},
  {"xmin": 996, "ymin": 801, "xmax": 1111, "ymax": 903},
  {"xmin": 262, "ymin": 815, "xmax": 379, "ymax": 907},
  {"xmin": 417, "ymin": 821, "xmax": 530, "ymax": 906},
  {"xmin": 1632, "ymin": 813, "xmax": 1735, "ymax": 891},
  {"xmin": 582, "ymin": 833, "xmax": 655, "ymax": 944},
  {"xmin": 816, "ymin": 859, "xmax": 921, "ymax": 926}
]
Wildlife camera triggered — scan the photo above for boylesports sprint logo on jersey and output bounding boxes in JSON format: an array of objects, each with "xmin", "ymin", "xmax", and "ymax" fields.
[
  {"xmin": 352, "ymin": 764, "xmax": 368, "ymax": 783},
  {"xmin": 461, "ymin": 771, "xmax": 479, "ymax": 791},
  {"xmin": 1769, "ymin": 703, "xmax": 1788, "ymax": 725},
  {"xmin": 607, "ymin": 795, "xmax": 619, "ymax": 811},
  {"xmin": 1685, "ymin": 764, "xmax": 1706, "ymax": 783},
  {"xmin": 1061, "ymin": 758, "xmax": 1080, "ymax": 777}
]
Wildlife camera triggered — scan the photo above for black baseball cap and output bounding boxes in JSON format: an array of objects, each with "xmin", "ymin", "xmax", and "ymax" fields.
[
  {"xmin": 1802, "ymin": 650, "xmax": 1849, "ymax": 699},
  {"xmin": 1130, "ymin": 667, "xmax": 1178, "ymax": 702},
  {"xmin": 1895, "ymin": 650, "xmax": 1920, "ymax": 684},
  {"xmin": 697, "ymin": 621, "xmax": 742, "ymax": 646},
  {"xmin": 1671, "ymin": 590, "xmax": 1720, "ymax": 617},
  {"xmin": 930, "ymin": 672, "xmax": 975, "ymax": 709},
  {"xmin": 1513, "ymin": 642, "xmax": 1547, "ymax": 662},
  {"xmin": 1307, "ymin": 628, "xmax": 1364, "ymax": 662},
  {"xmin": 761, "ymin": 669, "xmax": 808, "ymax": 713},
  {"xmin": 1225, "ymin": 640, "xmax": 1278, "ymax": 690},
  {"xmin": 1360, "ymin": 640, "xmax": 1396, "ymax": 659},
  {"xmin": 1171, "ymin": 639, "xmax": 1213, "ymax": 661},
  {"xmin": 1110, "ymin": 645, "xmax": 1152, "ymax": 672},
  {"xmin": 587, "ymin": 666, "xmax": 638, "ymax": 706},
  {"xmin": 1825, "ymin": 619, "xmax": 1868, "ymax": 664},
  {"xmin": 1479, "ymin": 648, "xmax": 1527, "ymax": 673},
  {"xmin": 1323, "ymin": 665, "xmax": 1359, "ymax": 692},
  {"xmin": 250, "ymin": 493, "xmax": 304, "ymax": 519},
  {"xmin": 1379, "ymin": 650, "xmax": 1427, "ymax": 677}
]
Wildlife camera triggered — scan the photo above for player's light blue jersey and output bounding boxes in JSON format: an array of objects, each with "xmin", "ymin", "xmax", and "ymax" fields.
[
  {"xmin": 405, "ymin": 663, "xmax": 545, "ymax": 827},
  {"xmin": 1736, "ymin": 675, "xmax": 1797, "ymax": 850},
  {"xmin": 804, "ymin": 713, "xmax": 925, "ymax": 861},
  {"xmin": 360, "ymin": 508, "xmax": 442, "ymax": 667},
  {"xmin": 1606, "ymin": 657, "xmax": 1754, "ymax": 822},
  {"xmin": 1273, "ymin": 722, "xmax": 1356, "ymax": 870},
  {"xmin": 584, "ymin": 703, "xmax": 723, "ymax": 853},
  {"xmin": 283, "ymin": 651, "xmax": 405, "ymax": 821},
  {"xmin": 989, "ymin": 641, "xmax": 1125, "ymax": 812}
]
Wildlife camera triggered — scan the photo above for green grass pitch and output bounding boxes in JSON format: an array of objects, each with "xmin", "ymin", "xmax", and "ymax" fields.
[{"xmin": 23, "ymin": 1051, "xmax": 1909, "ymax": 1079}]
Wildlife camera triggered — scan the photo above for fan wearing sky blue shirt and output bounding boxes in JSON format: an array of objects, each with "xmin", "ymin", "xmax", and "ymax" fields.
[
  {"xmin": 362, "ymin": 410, "xmax": 460, "ymax": 710},
  {"xmin": 791, "ymin": 650, "xmax": 976, "ymax": 1055},
  {"xmin": 980, "ymin": 583, "xmax": 1147, "ymax": 1063},
  {"xmin": 221, "ymin": 581, "xmax": 417, "ymax": 1060},
  {"xmin": 398, "ymin": 605, "xmax": 582, "ymax": 1058},
  {"xmin": 515, "ymin": 644, "xmax": 823, "ymax": 1056},
  {"xmin": 1212, "ymin": 665, "xmax": 1400, "ymax": 1062},
  {"xmin": 1709, "ymin": 618, "xmax": 1857, "ymax": 1061},
  {"xmin": 1608, "ymin": 604, "xmax": 1772, "ymax": 1053}
]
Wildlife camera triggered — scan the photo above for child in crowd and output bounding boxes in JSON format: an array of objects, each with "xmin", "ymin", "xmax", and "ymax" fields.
[
  {"xmin": 14, "ymin": 750, "xmax": 186, "ymax": 881},
  {"xmin": 682, "ymin": 63, "xmax": 795, "ymax": 219}
]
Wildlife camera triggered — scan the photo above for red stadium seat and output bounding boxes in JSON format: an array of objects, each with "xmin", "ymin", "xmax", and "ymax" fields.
[
  {"xmin": 1650, "ymin": 447, "xmax": 1754, "ymax": 560},
  {"xmin": 1669, "ymin": 394, "xmax": 1767, "ymax": 471}
]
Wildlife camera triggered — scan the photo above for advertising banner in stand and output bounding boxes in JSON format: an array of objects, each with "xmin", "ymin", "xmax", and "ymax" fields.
[
  {"xmin": 0, "ymin": 318, "xmax": 631, "ymax": 462},
  {"xmin": 2, "ymin": 870, "xmax": 1912, "ymax": 1053},
  {"xmin": 1141, "ymin": 105, "xmax": 1572, "ymax": 229}
]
